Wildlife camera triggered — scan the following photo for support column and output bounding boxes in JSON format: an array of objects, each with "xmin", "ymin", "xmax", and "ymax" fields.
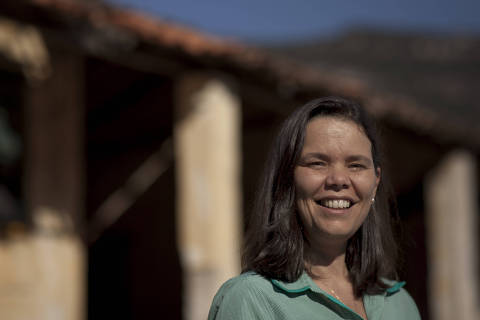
[
  {"xmin": 425, "ymin": 149, "xmax": 479, "ymax": 320},
  {"xmin": 0, "ymin": 52, "xmax": 85, "ymax": 320},
  {"xmin": 174, "ymin": 74, "xmax": 242, "ymax": 320}
]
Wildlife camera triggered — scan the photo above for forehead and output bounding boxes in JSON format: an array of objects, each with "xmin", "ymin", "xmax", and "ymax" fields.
[{"xmin": 303, "ymin": 116, "xmax": 372, "ymax": 155}]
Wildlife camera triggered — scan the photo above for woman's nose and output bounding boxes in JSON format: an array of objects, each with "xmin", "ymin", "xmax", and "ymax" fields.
[{"xmin": 325, "ymin": 167, "xmax": 350, "ymax": 190}]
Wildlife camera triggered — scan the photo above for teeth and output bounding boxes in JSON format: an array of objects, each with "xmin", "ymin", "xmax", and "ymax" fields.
[{"xmin": 321, "ymin": 199, "xmax": 351, "ymax": 209}]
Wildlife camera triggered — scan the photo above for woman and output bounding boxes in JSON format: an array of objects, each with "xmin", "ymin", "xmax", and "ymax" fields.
[{"xmin": 208, "ymin": 97, "xmax": 420, "ymax": 320}]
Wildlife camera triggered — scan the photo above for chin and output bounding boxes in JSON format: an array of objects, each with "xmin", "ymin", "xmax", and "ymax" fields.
[{"xmin": 314, "ymin": 223, "xmax": 360, "ymax": 241}]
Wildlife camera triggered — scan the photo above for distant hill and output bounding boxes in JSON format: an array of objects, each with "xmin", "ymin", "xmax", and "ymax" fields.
[{"xmin": 266, "ymin": 30, "xmax": 480, "ymax": 128}]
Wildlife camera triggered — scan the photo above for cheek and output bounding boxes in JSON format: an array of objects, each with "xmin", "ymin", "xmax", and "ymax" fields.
[
  {"xmin": 294, "ymin": 170, "xmax": 317, "ymax": 223},
  {"xmin": 294, "ymin": 169, "xmax": 323, "ymax": 198},
  {"xmin": 354, "ymin": 173, "xmax": 378, "ymax": 197},
  {"xmin": 295, "ymin": 196, "xmax": 313, "ymax": 228}
]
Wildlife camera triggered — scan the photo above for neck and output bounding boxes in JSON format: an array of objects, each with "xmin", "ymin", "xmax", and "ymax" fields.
[{"xmin": 304, "ymin": 239, "xmax": 349, "ymax": 280}]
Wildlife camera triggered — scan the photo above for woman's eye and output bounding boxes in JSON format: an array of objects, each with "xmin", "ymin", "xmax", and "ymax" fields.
[
  {"xmin": 309, "ymin": 161, "xmax": 326, "ymax": 167},
  {"xmin": 349, "ymin": 163, "xmax": 366, "ymax": 170}
]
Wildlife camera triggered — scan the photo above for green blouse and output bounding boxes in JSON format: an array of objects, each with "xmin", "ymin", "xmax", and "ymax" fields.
[{"xmin": 208, "ymin": 272, "xmax": 421, "ymax": 320}]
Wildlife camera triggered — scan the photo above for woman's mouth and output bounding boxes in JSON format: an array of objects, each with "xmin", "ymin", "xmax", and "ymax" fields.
[{"xmin": 317, "ymin": 199, "xmax": 352, "ymax": 209}]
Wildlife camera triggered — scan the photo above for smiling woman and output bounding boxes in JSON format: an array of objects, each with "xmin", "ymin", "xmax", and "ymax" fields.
[
  {"xmin": 295, "ymin": 116, "xmax": 381, "ymax": 247},
  {"xmin": 208, "ymin": 97, "xmax": 421, "ymax": 320}
]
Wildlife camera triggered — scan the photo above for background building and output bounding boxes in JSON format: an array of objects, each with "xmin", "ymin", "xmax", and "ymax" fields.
[{"xmin": 0, "ymin": 0, "xmax": 478, "ymax": 319}]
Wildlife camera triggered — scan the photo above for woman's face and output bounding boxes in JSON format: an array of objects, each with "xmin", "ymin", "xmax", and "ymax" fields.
[{"xmin": 294, "ymin": 116, "xmax": 380, "ymax": 245}]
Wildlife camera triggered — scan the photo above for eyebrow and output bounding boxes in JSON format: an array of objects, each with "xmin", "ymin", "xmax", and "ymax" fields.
[
  {"xmin": 345, "ymin": 155, "xmax": 373, "ymax": 163},
  {"xmin": 301, "ymin": 153, "xmax": 373, "ymax": 163},
  {"xmin": 301, "ymin": 152, "xmax": 329, "ymax": 160}
]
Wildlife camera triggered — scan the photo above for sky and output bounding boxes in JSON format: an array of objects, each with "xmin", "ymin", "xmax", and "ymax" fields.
[{"xmin": 107, "ymin": 0, "xmax": 480, "ymax": 43}]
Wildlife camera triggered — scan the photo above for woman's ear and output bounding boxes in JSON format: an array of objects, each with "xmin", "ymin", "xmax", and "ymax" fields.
[{"xmin": 374, "ymin": 167, "xmax": 381, "ymax": 195}]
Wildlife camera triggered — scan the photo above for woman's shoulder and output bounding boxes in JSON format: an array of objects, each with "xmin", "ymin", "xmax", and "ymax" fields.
[
  {"xmin": 208, "ymin": 272, "xmax": 275, "ymax": 320},
  {"xmin": 212, "ymin": 271, "xmax": 273, "ymax": 298},
  {"xmin": 382, "ymin": 281, "xmax": 421, "ymax": 319}
]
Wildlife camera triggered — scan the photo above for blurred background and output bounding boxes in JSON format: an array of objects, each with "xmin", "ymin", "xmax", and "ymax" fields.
[{"xmin": 0, "ymin": 0, "xmax": 479, "ymax": 319}]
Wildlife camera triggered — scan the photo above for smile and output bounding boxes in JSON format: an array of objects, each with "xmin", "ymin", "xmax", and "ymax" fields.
[{"xmin": 318, "ymin": 199, "xmax": 352, "ymax": 209}]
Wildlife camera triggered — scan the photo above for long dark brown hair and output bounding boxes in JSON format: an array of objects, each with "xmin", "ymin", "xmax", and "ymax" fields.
[{"xmin": 242, "ymin": 96, "xmax": 399, "ymax": 297}]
